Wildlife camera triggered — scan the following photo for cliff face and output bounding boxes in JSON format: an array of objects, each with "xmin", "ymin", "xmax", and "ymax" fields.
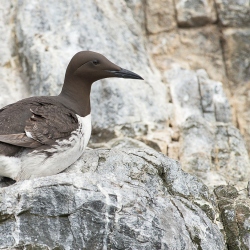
[
  {"xmin": 0, "ymin": 0, "xmax": 249, "ymax": 249},
  {"xmin": 0, "ymin": 148, "xmax": 225, "ymax": 249}
]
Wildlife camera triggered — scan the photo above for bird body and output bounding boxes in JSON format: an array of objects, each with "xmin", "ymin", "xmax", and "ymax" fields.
[{"xmin": 0, "ymin": 51, "xmax": 143, "ymax": 181}]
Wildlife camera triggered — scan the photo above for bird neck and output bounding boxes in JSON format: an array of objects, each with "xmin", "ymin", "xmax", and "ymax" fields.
[{"xmin": 58, "ymin": 76, "xmax": 93, "ymax": 117}]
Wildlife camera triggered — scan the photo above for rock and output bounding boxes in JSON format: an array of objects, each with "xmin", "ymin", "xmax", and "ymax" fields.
[
  {"xmin": 89, "ymin": 137, "xmax": 153, "ymax": 151},
  {"xmin": 166, "ymin": 67, "xmax": 249, "ymax": 188},
  {"xmin": 214, "ymin": 185, "xmax": 250, "ymax": 249},
  {"xmin": 124, "ymin": 0, "xmax": 146, "ymax": 33},
  {"xmin": 175, "ymin": 0, "xmax": 217, "ymax": 27},
  {"xmin": 149, "ymin": 25, "xmax": 226, "ymax": 82},
  {"xmin": 0, "ymin": 148, "xmax": 225, "ymax": 249},
  {"xmin": 180, "ymin": 116, "xmax": 250, "ymax": 188},
  {"xmin": 0, "ymin": 1, "xmax": 29, "ymax": 108},
  {"xmin": 215, "ymin": 0, "xmax": 250, "ymax": 27},
  {"xmin": 222, "ymin": 28, "xmax": 250, "ymax": 86},
  {"xmin": 138, "ymin": 129, "xmax": 174, "ymax": 154},
  {"xmin": 235, "ymin": 84, "xmax": 250, "ymax": 155},
  {"xmin": 167, "ymin": 141, "xmax": 180, "ymax": 160},
  {"xmin": 145, "ymin": 0, "xmax": 176, "ymax": 34},
  {"xmin": 166, "ymin": 67, "xmax": 231, "ymax": 125},
  {"xmin": 222, "ymin": 28, "xmax": 250, "ymax": 152}
]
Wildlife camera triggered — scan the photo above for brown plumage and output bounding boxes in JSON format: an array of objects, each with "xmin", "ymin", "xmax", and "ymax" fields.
[{"xmin": 0, "ymin": 97, "xmax": 78, "ymax": 156}]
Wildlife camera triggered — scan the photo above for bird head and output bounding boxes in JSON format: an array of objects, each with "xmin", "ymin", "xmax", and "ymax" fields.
[{"xmin": 65, "ymin": 51, "xmax": 143, "ymax": 83}]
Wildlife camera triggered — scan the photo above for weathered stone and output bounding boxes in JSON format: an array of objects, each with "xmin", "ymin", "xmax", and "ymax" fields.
[
  {"xmin": 167, "ymin": 142, "xmax": 180, "ymax": 160},
  {"xmin": 175, "ymin": 0, "xmax": 217, "ymax": 27},
  {"xmin": 138, "ymin": 130, "xmax": 173, "ymax": 154},
  {"xmin": 215, "ymin": 0, "xmax": 250, "ymax": 27},
  {"xmin": 180, "ymin": 116, "xmax": 215, "ymax": 173},
  {"xmin": 149, "ymin": 26, "xmax": 226, "ymax": 82},
  {"xmin": 221, "ymin": 28, "xmax": 250, "ymax": 152},
  {"xmin": 0, "ymin": 1, "xmax": 29, "ymax": 108},
  {"xmin": 89, "ymin": 137, "xmax": 153, "ymax": 151},
  {"xmin": 124, "ymin": 0, "xmax": 146, "ymax": 33},
  {"xmin": 166, "ymin": 67, "xmax": 249, "ymax": 188},
  {"xmin": 222, "ymin": 28, "xmax": 250, "ymax": 86},
  {"xmin": 145, "ymin": 0, "xmax": 176, "ymax": 34},
  {"xmin": 166, "ymin": 67, "xmax": 231, "ymax": 125},
  {"xmin": 181, "ymin": 116, "xmax": 249, "ymax": 190},
  {"xmin": 179, "ymin": 118, "xmax": 229, "ymax": 188},
  {"xmin": 214, "ymin": 185, "xmax": 250, "ymax": 250},
  {"xmin": 197, "ymin": 69, "xmax": 231, "ymax": 123},
  {"xmin": 231, "ymin": 84, "xmax": 250, "ymax": 153},
  {"xmin": 0, "ymin": 148, "xmax": 225, "ymax": 249}
]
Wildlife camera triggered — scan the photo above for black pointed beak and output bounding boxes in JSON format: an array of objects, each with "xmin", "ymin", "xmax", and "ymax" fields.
[{"xmin": 106, "ymin": 68, "xmax": 144, "ymax": 80}]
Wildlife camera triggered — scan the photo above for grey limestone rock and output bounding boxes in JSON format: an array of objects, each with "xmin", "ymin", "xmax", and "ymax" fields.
[
  {"xmin": 145, "ymin": 0, "xmax": 176, "ymax": 34},
  {"xmin": 149, "ymin": 25, "xmax": 226, "ymax": 83},
  {"xmin": 175, "ymin": 0, "xmax": 217, "ymax": 27},
  {"xmin": 0, "ymin": 148, "xmax": 225, "ymax": 249},
  {"xmin": 166, "ymin": 67, "xmax": 231, "ymax": 126},
  {"xmin": 214, "ymin": 185, "xmax": 250, "ymax": 250},
  {"xmin": 222, "ymin": 28, "xmax": 250, "ymax": 86},
  {"xmin": 215, "ymin": 0, "xmax": 250, "ymax": 27},
  {"xmin": 0, "ymin": 1, "xmax": 29, "ymax": 108},
  {"xmin": 166, "ymin": 67, "xmax": 249, "ymax": 188}
]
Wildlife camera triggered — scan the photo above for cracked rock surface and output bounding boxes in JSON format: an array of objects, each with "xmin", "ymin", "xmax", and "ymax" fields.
[
  {"xmin": 0, "ymin": 148, "xmax": 224, "ymax": 249},
  {"xmin": 214, "ymin": 185, "xmax": 250, "ymax": 250},
  {"xmin": 166, "ymin": 67, "xmax": 250, "ymax": 189}
]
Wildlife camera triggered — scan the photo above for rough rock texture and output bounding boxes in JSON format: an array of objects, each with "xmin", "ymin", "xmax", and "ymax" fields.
[
  {"xmin": 215, "ymin": 0, "xmax": 250, "ymax": 27},
  {"xmin": 167, "ymin": 68, "xmax": 231, "ymax": 125},
  {"xmin": 232, "ymin": 84, "xmax": 250, "ymax": 159},
  {"xmin": 145, "ymin": 0, "xmax": 176, "ymax": 33},
  {"xmin": 165, "ymin": 67, "xmax": 249, "ymax": 188},
  {"xmin": 175, "ymin": 0, "xmax": 217, "ymax": 27},
  {"xmin": 180, "ymin": 117, "xmax": 249, "ymax": 188},
  {"xmin": 221, "ymin": 29, "xmax": 250, "ymax": 154},
  {"xmin": 0, "ymin": 148, "xmax": 225, "ymax": 249},
  {"xmin": 214, "ymin": 185, "xmax": 250, "ymax": 250},
  {"xmin": 222, "ymin": 28, "xmax": 250, "ymax": 86},
  {"xmin": 149, "ymin": 26, "xmax": 226, "ymax": 83},
  {"xmin": 0, "ymin": 2, "xmax": 29, "ymax": 108}
]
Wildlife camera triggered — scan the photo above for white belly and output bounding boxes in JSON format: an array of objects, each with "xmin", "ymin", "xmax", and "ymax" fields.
[{"xmin": 0, "ymin": 114, "xmax": 91, "ymax": 181}]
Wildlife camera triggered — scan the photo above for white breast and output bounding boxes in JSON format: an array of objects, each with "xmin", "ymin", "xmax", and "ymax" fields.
[
  {"xmin": 79, "ymin": 114, "xmax": 92, "ymax": 149},
  {"xmin": 0, "ymin": 114, "xmax": 92, "ymax": 181}
]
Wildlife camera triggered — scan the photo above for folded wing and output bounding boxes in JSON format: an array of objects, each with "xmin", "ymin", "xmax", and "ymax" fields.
[{"xmin": 0, "ymin": 97, "xmax": 79, "ymax": 155}]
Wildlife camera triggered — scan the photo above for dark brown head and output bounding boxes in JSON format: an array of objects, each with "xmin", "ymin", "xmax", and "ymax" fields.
[
  {"xmin": 59, "ymin": 51, "xmax": 143, "ymax": 116},
  {"xmin": 64, "ymin": 51, "xmax": 143, "ymax": 83}
]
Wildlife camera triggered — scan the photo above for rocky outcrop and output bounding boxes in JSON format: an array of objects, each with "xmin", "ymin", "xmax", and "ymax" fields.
[
  {"xmin": 0, "ymin": 148, "xmax": 224, "ymax": 249},
  {"xmin": 175, "ymin": 0, "xmax": 217, "ymax": 27},
  {"xmin": 214, "ymin": 185, "xmax": 250, "ymax": 250},
  {"xmin": 166, "ymin": 67, "xmax": 249, "ymax": 189}
]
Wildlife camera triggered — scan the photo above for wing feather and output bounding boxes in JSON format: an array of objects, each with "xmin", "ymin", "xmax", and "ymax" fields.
[
  {"xmin": 0, "ymin": 98, "xmax": 79, "ymax": 153},
  {"xmin": 25, "ymin": 104, "xmax": 78, "ymax": 145},
  {"xmin": 0, "ymin": 133, "xmax": 42, "ymax": 148}
]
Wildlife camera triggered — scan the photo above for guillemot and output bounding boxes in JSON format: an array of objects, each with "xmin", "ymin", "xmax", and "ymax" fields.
[{"xmin": 0, "ymin": 51, "xmax": 143, "ymax": 181}]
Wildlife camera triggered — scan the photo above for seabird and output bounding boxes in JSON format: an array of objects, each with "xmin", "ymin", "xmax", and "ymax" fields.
[{"xmin": 0, "ymin": 51, "xmax": 143, "ymax": 181}]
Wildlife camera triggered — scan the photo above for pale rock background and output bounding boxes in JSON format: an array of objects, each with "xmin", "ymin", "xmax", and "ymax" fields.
[{"xmin": 0, "ymin": 0, "xmax": 250, "ymax": 249}]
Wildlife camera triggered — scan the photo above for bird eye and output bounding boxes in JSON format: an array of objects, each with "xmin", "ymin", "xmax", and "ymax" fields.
[{"xmin": 92, "ymin": 60, "xmax": 99, "ymax": 66}]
